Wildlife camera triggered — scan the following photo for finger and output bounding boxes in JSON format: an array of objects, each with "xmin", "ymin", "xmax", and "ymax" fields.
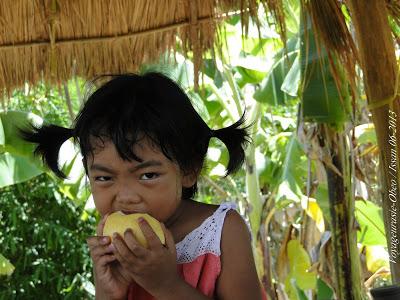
[
  {"xmin": 87, "ymin": 235, "xmax": 111, "ymax": 250},
  {"xmin": 97, "ymin": 253, "xmax": 117, "ymax": 268},
  {"xmin": 112, "ymin": 233, "xmax": 136, "ymax": 265},
  {"xmin": 138, "ymin": 217, "xmax": 163, "ymax": 250},
  {"xmin": 96, "ymin": 212, "xmax": 111, "ymax": 236},
  {"xmin": 87, "ymin": 239, "xmax": 115, "ymax": 261},
  {"xmin": 124, "ymin": 229, "xmax": 148, "ymax": 258},
  {"xmin": 93, "ymin": 254, "xmax": 117, "ymax": 277},
  {"xmin": 160, "ymin": 223, "xmax": 176, "ymax": 253},
  {"xmin": 90, "ymin": 243, "xmax": 115, "ymax": 259}
]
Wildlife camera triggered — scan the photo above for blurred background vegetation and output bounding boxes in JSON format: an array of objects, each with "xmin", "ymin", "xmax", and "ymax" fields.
[{"xmin": 0, "ymin": 2, "xmax": 396, "ymax": 299}]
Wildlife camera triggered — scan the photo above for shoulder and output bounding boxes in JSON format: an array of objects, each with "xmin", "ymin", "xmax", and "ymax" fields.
[
  {"xmin": 220, "ymin": 210, "xmax": 252, "ymax": 263},
  {"xmin": 217, "ymin": 209, "xmax": 263, "ymax": 299},
  {"xmin": 222, "ymin": 209, "xmax": 251, "ymax": 241}
]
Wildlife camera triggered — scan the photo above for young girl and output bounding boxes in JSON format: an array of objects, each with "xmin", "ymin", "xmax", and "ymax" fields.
[{"xmin": 22, "ymin": 72, "xmax": 266, "ymax": 299}]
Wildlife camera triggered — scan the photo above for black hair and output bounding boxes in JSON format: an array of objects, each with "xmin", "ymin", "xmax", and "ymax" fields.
[{"xmin": 21, "ymin": 72, "xmax": 250, "ymax": 199}]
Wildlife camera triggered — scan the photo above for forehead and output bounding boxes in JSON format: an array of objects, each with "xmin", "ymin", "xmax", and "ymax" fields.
[{"xmin": 87, "ymin": 136, "xmax": 168, "ymax": 164}]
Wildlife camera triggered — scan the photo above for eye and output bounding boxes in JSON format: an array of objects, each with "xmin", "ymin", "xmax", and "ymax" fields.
[
  {"xmin": 140, "ymin": 172, "xmax": 159, "ymax": 180},
  {"xmin": 94, "ymin": 176, "xmax": 112, "ymax": 182}
]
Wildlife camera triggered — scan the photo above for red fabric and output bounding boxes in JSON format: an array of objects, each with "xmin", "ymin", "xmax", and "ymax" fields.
[
  {"xmin": 127, "ymin": 253, "xmax": 267, "ymax": 299},
  {"xmin": 127, "ymin": 253, "xmax": 220, "ymax": 299}
]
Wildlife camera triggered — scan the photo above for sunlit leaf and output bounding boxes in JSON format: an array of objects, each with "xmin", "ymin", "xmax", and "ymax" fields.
[
  {"xmin": 235, "ymin": 66, "xmax": 267, "ymax": 86},
  {"xmin": 202, "ymin": 59, "xmax": 224, "ymax": 88},
  {"xmin": 254, "ymin": 51, "xmax": 298, "ymax": 105},
  {"xmin": 284, "ymin": 0, "xmax": 301, "ymax": 35},
  {"xmin": 284, "ymin": 239, "xmax": 317, "ymax": 300},
  {"xmin": 275, "ymin": 133, "xmax": 306, "ymax": 206},
  {"xmin": 287, "ymin": 240, "xmax": 317, "ymax": 290},
  {"xmin": 355, "ymin": 124, "xmax": 377, "ymax": 145},
  {"xmin": 0, "ymin": 253, "xmax": 15, "ymax": 276},
  {"xmin": 365, "ymin": 246, "xmax": 389, "ymax": 273},
  {"xmin": 282, "ymin": 55, "xmax": 300, "ymax": 96},
  {"xmin": 301, "ymin": 197, "xmax": 325, "ymax": 232},
  {"xmin": 0, "ymin": 153, "xmax": 43, "ymax": 188},
  {"xmin": 355, "ymin": 200, "xmax": 387, "ymax": 246},
  {"xmin": 0, "ymin": 110, "xmax": 43, "ymax": 157}
]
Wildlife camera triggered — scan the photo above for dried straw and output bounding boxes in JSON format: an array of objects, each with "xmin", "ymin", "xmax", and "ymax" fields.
[{"xmin": 0, "ymin": 0, "xmax": 267, "ymax": 92}]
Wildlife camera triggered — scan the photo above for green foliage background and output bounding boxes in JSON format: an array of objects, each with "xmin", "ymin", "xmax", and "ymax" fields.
[
  {"xmin": 0, "ymin": 6, "xmax": 392, "ymax": 299},
  {"xmin": 0, "ymin": 175, "xmax": 96, "ymax": 299}
]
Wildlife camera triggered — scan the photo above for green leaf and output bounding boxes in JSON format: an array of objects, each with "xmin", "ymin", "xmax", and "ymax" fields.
[
  {"xmin": 203, "ymin": 59, "xmax": 224, "ymax": 88},
  {"xmin": 317, "ymin": 278, "xmax": 334, "ymax": 300},
  {"xmin": 315, "ymin": 182, "xmax": 331, "ymax": 225},
  {"xmin": 275, "ymin": 133, "xmax": 306, "ymax": 206},
  {"xmin": 0, "ymin": 152, "xmax": 43, "ymax": 188},
  {"xmin": 254, "ymin": 51, "xmax": 298, "ymax": 105},
  {"xmin": 355, "ymin": 200, "xmax": 387, "ymax": 246},
  {"xmin": 0, "ymin": 253, "xmax": 15, "ymax": 276},
  {"xmin": 294, "ymin": 284, "xmax": 309, "ymax": 300},
  {"xmin": 0, "ymin": 110, "xmax": 43, "ymax": 157},
  {"xmin": 299, "ymin": 18, "xmax": 350, "ymax": 125},
  {"xmin": 287, "ymin": 240, "xmax": 317, "ymax": 290},
  {"xmin": 235, "ymin": 66, "xmax": 267, "ymax": 85},
  {"xmin": 284, "ymin": 0, "xmax": 300, "ymax": 35},
  {"xmin": 281, "ymin": 55, "xmax": 300, "ymax": 97},
  {"xmin": 233, "ymin": 55, "xmax": 269, "ymax": 86},
  {"xmin": 284, "ymin": 240, "xmax": 317, "ymax": 299},
  {"xmin": 284, "ymin": 277, "xmax": 300, "ymax": 300}
]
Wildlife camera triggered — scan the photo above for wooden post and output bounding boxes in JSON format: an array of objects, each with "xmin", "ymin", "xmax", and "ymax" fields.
[{"xmin": 348, "ymin": 0, "xmax": 400, "ymax": 283}]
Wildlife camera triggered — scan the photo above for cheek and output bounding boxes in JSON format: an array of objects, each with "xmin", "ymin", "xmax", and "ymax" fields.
[{"xmin": 90, "ymin": 185, "xmax": 111, "ymax": 216}]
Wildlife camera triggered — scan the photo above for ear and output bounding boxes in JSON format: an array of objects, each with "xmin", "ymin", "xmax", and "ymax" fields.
[{"xmin": 181, "ymin": 170, "xmax": 198, "ymax": 188}]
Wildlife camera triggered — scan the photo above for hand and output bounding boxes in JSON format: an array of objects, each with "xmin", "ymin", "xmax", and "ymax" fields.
[
  {"xmin": 87, "ymin": 214, "xmax": 131, "ymax": 300},
  {"xmin": 112, "ymin": 218, "xmax": 182, "ymax": 297}
]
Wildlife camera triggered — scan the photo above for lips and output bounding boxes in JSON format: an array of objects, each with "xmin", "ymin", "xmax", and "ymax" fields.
[{"xmin": 120, "ymin": 210, "xmax": 144, "ymax": 215}]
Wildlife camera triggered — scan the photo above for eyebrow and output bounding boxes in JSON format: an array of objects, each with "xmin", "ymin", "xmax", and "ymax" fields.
[{"xmin": 89, "ymin": 160, "xmax": 163, "ymax": 174}]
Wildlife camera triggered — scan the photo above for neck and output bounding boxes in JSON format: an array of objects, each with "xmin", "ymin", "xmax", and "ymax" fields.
[{"xmin": 165, "ymin": 199, "xmax": 188, "ymax": 228}]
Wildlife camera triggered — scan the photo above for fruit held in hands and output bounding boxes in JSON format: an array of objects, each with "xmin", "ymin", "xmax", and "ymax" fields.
[{"xmin": 103, "ymin": 212, "xmax": 166, "ymax": 248}]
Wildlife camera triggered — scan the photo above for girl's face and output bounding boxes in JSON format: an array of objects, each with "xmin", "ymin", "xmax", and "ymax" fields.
[{"xmin": 86, "ymin": 138, "xmax": 195, "ymax": 222}]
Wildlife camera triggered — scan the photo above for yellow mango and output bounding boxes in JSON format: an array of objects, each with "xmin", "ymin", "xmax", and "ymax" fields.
[{"xmin": 103, "ymin": 211, "xmax": 165, "ymax": 248}]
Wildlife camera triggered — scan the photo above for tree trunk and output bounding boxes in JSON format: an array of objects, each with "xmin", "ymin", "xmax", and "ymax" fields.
[
  {"xmin": 318, "ymin": 124, "xmax": 364, "ymax": 300},
  {"xmin": 347, "ymin": 0, "xmax": 400, "ymax": 283}
]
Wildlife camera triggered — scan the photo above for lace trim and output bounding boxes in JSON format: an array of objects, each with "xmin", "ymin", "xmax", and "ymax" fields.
[{"xmin": 175, "ymin": 202, "xmax": 236, "ymax": 264}]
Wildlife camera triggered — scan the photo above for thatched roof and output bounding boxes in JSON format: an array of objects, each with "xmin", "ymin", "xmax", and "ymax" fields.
[{"xmin": 0, "ymin": 0, "xmax": 267, "ymax": 92}]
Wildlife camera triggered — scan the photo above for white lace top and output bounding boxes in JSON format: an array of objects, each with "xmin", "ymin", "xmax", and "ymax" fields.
[
  {"xmin": 175, "ymin": 202, "xmax": 237, "ymax": 264},
  {"xmin": 127, "ymin": 202, "xmax": 263, "ymax": 299}
]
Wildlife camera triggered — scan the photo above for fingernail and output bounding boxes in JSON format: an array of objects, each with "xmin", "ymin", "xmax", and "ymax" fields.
[
  {"xmin": 108, "ymin": 243, "xmax": 116, "ymax": 252},
  {"xmin": 101, "ymin": 237, "xmax": 109, "ymax": 244}
]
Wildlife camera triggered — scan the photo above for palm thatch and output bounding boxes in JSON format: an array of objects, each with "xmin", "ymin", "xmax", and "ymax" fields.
[{"xmin": 0, "ymin": 0, "xmax": 265, "ymax": 92}]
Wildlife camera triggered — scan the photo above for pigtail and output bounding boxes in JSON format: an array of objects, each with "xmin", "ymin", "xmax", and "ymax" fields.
[
  {"xmin": 211, "ymin": 113, "xmax": 251, "ymax": 175},
  {"xmin": 19, "ymin": 124, "xmax": 73, "ymax": 179}
]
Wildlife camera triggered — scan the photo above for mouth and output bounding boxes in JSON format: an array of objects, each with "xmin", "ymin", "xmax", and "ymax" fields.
[{"xmin": 120, "ymin": 210, "xmax": 144, "ymax": 215}]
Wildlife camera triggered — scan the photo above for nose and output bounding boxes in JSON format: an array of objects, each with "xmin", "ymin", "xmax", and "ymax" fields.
[{"xmin": 115, "ymin": 182, "xmax": 141, "ymax": 206}]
